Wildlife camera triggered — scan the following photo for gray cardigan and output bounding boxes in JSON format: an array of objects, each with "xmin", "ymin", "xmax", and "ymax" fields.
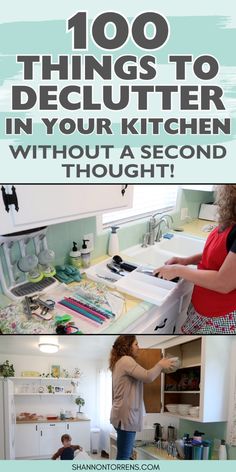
[{"xmin": 110, "ymin": 355, "xmax": 162, "ymax": 432}]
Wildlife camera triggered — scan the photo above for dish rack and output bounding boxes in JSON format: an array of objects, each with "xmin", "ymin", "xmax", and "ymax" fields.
[{"xmin": 0, "ymin": 227, "xmax": 57, "ymax": 300}]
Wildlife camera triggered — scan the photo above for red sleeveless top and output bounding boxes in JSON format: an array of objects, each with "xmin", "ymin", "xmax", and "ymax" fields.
[{"xmin": 191, "ymin": 225, "xmax": 236, "ymax": 317}]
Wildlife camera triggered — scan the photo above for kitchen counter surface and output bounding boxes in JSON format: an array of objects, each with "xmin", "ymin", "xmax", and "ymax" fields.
[
  {"xmin": 16, "ymin": 417, "xmax": 90, "ymax": 424},
  {"xmin": 0, "ymin": 219, "xmax": 212, "ymax": 334},
  {"xmin": 135, "ymin": 444, "xmax": 179, "ymax": 460},
  {"xmin": 178, "ymin": 218, "xmax": 216, "ymax": 239}
]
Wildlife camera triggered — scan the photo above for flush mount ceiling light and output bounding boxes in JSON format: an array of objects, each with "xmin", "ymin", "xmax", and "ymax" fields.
[{"xmin": 38, "ymin": 336, "xmax": 59, "ymax": 354}]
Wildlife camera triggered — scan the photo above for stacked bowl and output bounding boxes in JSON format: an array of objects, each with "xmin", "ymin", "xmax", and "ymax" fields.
[
  {"xmin": 165, "ymin": 404, "xmax": 178, "ymax": 414},
  {"xmin": 178, "ymin": 404, "xmax": 192, "ymax": 416},
  {"xmin": 189, "ymin": 406, "xmax": 200, "ymax": 418}
]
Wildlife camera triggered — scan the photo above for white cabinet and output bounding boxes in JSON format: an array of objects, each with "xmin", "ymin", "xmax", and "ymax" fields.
[
  {"xmin": 0, "ymin": 185, "xmax": 133, "ymax": 234},
  {"xmin": 15, "ymin": 421, "xmax": 91, "ymax": 458},
  {"xmin": 160, "ymin": 335, "xmax": 231, "ymax": 422},
  {"xmin": 136, "ymin": 336, "xmax": 231, "ymax": 422},
  {"xmin": 123, "ymin": 280, "xmax": 192, "ymax": 335},
  {"xmin": 65, "ymin": 421, "xmax": 90, "ymax": 451},
  {"xmin": 39, "ymin": 422, "xmax": 65, "ymax": 457},
  {"xmin": 15, "ymin": 423, "xmax": 40, "ymax": 458}
]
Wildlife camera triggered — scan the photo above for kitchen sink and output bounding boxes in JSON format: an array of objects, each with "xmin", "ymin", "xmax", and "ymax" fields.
[
  {"xmin": 122, "ymin": 233, "xmax": 205, "ymax": 265},
  {"xmin": 158, "ymin": 234, "xmax": 205, "ymax": 256}
]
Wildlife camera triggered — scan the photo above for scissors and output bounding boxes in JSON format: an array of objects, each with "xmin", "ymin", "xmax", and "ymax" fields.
[{"xmin": 24, "ymin": 296, "xmax": 55, "ymax": 320}]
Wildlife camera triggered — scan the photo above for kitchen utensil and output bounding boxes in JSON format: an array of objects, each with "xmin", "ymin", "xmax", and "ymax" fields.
[
  {"xmin": 112, "ymin": 255, "xmax": 137, "ymax": 272},
  {"xmin": 175, "ymin": 439, "xmax": 185, "ymax": 459},
  {"xmin": 18, "ymin": 254, "xmax": 43, "ymax": 283},
  {"xmin": 136, "ymin": 265, "xmax": 179, "ymax": 283},
  {"xmin": 106, "ymin": 263, "xmax": 125, "ymax": 276},
  {"xmin": 167, "ymin": 425, "xmax": 176, "ymax": 442},
  {"xmin": 153, "ymin": 423, "xmax": 162, "ymax": 442},
  {"xmin": 97, "ymin": 274, "xmax": 118, "ymax": 283},
  {"xmin": 38, "ymin": 249, "xmax": 56, "ymax": 277}
]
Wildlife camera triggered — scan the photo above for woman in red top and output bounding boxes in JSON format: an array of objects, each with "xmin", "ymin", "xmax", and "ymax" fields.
[{"xmin": 154, "ymin": 185, "xmax": 236, "ymax": 334}]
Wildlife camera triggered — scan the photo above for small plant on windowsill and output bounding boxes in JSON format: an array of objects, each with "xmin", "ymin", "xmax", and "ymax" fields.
[{"xmin": 75, "ymin": 396, "xmax": 85, "ymax": 416}]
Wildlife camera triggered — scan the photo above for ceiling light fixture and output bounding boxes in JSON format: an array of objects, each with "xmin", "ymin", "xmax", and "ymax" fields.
[{"xmin": 38, "ymin": 336, "xmax": 59, "ymax": 354}]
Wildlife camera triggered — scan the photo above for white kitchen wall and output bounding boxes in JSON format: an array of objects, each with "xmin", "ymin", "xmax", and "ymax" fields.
[{"xmin": 0, "ymin": 353, "xmax": 99, "ymax": 427}]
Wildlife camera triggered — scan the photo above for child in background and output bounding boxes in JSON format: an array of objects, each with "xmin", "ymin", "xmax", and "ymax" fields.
[{"xmin": 51, "ymin": 434, "xmax": 82, "ymax": 460}]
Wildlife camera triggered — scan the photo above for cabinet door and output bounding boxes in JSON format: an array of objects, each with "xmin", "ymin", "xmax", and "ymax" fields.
[
  {"xmin": 66, "ymin": 421, "xmax": 91, "ymax": 451},
  {"xmin": 0, "ymin": 185, "xmax": 133, "ymax": 234},
  {"xmin": 15, "ymin": 423, "xmax": 40, "ymax": 458},
  {"xmin": 136, "ymin": 349, "xmax": 162, "ymax": 413},
  {"xmin": 39, "ymin": 423, "xmax": 65, "ymax": 457}
]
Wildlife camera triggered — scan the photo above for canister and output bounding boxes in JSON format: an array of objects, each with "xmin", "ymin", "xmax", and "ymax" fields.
[
  {"xmin": 193, "ymin": 443, "xmax": 203, "ymax": 460},
  {"xmin": 202, "ymin": 440, "xmax": 212, "ymax": 460},
  {"xmin": 184, "ymin": 442, "xmax": 193, "ymax": 460}
]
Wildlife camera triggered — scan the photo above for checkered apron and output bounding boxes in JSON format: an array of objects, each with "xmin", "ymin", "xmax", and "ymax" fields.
[{"xmin": 181, "ymin": 303, "xmax": 236, "ymax": 334}]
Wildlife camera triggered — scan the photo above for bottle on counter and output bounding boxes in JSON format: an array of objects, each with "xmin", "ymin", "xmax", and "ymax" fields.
[
  {"xmin": 108, "ymin": 226, "xmax": 119, "ymax": 256},
  {"xmin": 69, "ymin": 242, "xmax": 81, "ymax": 268},
  {"xmin": 218, "ymin": 439, "xmax": 227, "ymax": 460},
  {"xmin": 202, "ymin": 440, "xmax": 212, "ymax": 460},
  {"xmin": 81, "ymin": 239, "xmax": 91, "ymax": 268}
]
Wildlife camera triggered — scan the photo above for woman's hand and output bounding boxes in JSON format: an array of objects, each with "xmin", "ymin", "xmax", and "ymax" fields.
[
  {"xmin": 164, "ymin": 256, "xmax": 189, "ymax": 265},
  {"xmin": 153, "ymin": 264, "xmax": 182, "ymax": 280},
  {"xmin": 158, "ymin": 358, "xmax": 176, "ymax": 370}
]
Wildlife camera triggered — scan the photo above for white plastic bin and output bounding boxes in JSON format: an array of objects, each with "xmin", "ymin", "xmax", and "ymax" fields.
[{"xmin": 91, "ymin": 428, "xmax": 100, "ymax": 454}]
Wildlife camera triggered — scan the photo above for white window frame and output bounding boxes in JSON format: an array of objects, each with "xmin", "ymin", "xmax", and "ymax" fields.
[{"xmin": 101, "ymin": 185, "xmax": 180, "ymax": 229}]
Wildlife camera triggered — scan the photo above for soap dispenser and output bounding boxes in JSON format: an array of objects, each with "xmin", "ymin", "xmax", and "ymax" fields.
[
  {"xmin": 81, "ymin": 239, "xmax": 91, "ymax": 268},
  {"xmin": 108, "ymin": 226, "xmax": 120, "ymax": 256},
  {"xmin": 69, "ymin": 241, "xmax": 81, "ymax": 268}
]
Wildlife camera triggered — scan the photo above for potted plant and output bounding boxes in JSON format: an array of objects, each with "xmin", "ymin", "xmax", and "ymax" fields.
[
  {"xmin": 0, "ymin": 360, "xmax": 15, "ymax": 377},
  {"xmin": 75, "ymin": 395, "xmax": 85, "ymax": 416}
]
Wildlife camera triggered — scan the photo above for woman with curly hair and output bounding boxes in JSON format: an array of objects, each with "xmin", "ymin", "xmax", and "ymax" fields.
[
  {"xmin": 109, "ymin": 335, "xmax": 175, "ymax": 460},
  {"xmin": 153, "ymin": 184, "xmax": 236, "ymax": 334}
]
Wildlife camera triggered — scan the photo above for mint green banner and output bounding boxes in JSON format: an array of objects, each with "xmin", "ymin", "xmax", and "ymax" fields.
[
  {"xmin": 1, "ymin": 461, "xmax": 236, "ymax": 471},
  {"xmin": 0, "ymin": 0, "xmax": 235, "ymax": 183}
]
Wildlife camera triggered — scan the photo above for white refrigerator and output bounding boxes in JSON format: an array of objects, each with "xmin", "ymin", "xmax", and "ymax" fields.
[{"xmin": 0, "ymin": 378, "xmax": 16, "ymax": 459}]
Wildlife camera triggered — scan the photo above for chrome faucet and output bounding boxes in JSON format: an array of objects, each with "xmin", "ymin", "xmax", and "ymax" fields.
[{"xmin": 142, "ymin": 213, "xmax": 173, "ymax": 246}]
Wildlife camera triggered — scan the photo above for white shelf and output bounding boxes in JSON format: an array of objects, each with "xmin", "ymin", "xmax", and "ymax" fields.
[
  {"xmin": 10, "ymin": 377, "xmax": 78, "ymax": 381},
  {"xmin": 162, "ymin": 412, "xmax": 200, "ymax": 421},
  {"xmin": 14, "ymin": 393, "xmax": 77, "ymax": 396},
  {"xmin": 178, "ymin": 364, "xmax": 201, "ymax": 369},
  {"xmin": 164, "ymin": 391, "xmax": 200, "ymax": 394}
]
